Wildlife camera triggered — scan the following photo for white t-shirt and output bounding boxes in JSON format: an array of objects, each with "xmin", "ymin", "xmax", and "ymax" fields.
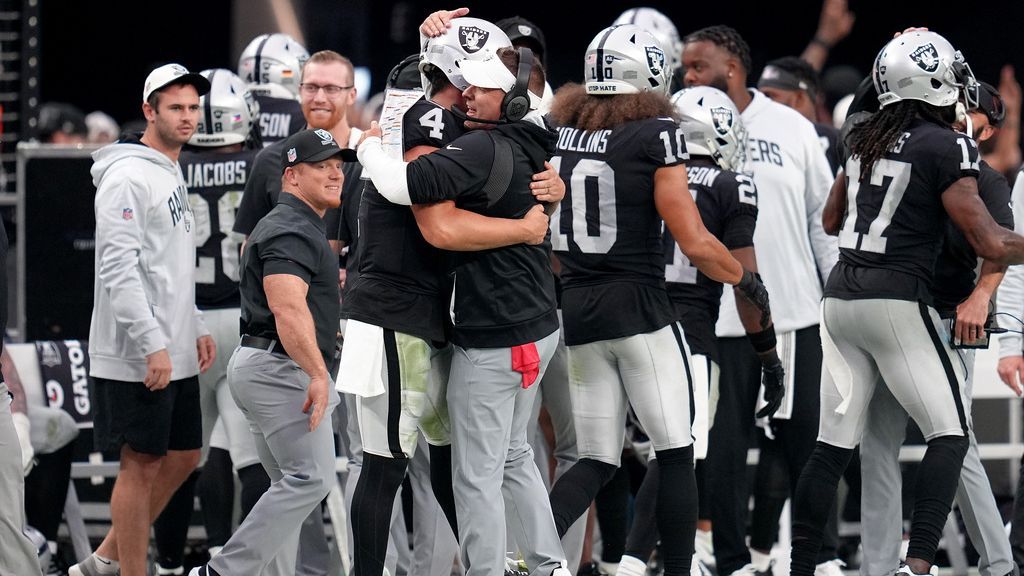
[{"xmin": 716, "ymin": 90, "xmax": 838, "ymax": 337}]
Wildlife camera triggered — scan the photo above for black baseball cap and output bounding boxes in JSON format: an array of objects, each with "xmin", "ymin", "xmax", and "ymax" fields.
[
  {"xmin": 496, "ymin": 16, "xmax": 546, "ymax": 60},
  {"xmin": 281, "ymin": 129, "xmax": 356, "ymax": 172},
  {"xmin": 975, "ymin": 81, "xmax": 1005, "ymax": 127}
]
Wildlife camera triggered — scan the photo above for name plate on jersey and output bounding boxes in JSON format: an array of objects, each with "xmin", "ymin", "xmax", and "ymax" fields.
[
  {"xmin": 379, "ymin": 88, "xmax": 425, "ymax": 161},
  {"xmin": 35, "ymin": 340, "xmax": 94, "ymax": 427}
]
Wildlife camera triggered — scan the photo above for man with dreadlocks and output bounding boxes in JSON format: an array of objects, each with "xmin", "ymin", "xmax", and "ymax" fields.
[{"xmin": 790, "ymin": 30, "xmax": 1024, "ymax": 576}]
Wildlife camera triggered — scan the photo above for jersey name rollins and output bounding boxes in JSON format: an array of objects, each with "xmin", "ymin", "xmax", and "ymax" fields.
[
  {"xmin": 184, "ymin": 160, "xmax": 248, "ymax": 188},
  {"xmin": 556, "ymin": 127, "xmax": 611, "ymax": 154},
  {"xmin": 260, "ymin": 112, "xmax": 293, "ymax": 138}
]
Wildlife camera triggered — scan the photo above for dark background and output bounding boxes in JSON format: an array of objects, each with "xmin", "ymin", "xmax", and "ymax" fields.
[{"xmin": 39, "ymin": 0, "xmax": 1024, "ymax": 126}]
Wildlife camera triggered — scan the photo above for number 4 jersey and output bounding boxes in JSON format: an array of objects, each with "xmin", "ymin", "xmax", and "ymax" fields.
[
  {"xmin": 552, "ymin": 116, "xmax": 688, "ymax": 346},
  {"xmin": 180, "ymin": 148, "xmax": 256, "ymax": 309},
  {"xmin": 827, "ymin": 117, "xmax": 980, "ymax": 303}
]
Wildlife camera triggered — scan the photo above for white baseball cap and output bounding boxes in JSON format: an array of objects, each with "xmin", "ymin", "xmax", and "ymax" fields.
[
  {"xmin": 142, "ymin": 63, "xmax": 211, "ymax": 103},
  {"xmin": 460, "ymin": 54, "xmax": 542, "ymax": 109}
]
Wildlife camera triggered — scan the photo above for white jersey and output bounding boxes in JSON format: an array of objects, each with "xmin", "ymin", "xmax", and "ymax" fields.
[
  {"xmin": 89, "ymin": 139, "xmax": 208, "ymax": 382},
  {"xmin": 716, "ymin": 90, "xmax": 838, "ymax": 337},
  {"xmin": 998, "ymin": 169, "xmax": 1024, "ymax": 357}
]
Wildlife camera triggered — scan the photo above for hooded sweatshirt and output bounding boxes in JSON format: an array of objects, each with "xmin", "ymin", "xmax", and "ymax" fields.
[{"xmin": 89, "ymin": 134, "xmax": 208, "ymax": 382}]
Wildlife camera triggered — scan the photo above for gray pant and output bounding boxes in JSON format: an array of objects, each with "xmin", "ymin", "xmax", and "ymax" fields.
[
  {"xmin": 449, "ymin": 331, "xmax": 565, "ymax": 576},
  {"xmin": 860, "ymin": 348, "xmax": 1015, "ymax": 576},
  {"xmin": 0, "ymin": 382, "xmax": 42, "ymax": 576},
  {"xmin": 210, "ymin": 347, "xmax": 340, "ymax": 576}
]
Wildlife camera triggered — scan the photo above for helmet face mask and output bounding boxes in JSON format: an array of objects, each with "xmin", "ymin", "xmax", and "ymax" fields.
[
  {"xmin": 191, "ymin": 69, "xmax": 259, "ymax": 148},
  {"xmin": 418, "ymin": 17, "xmax": 512, "ymax": 94},
  {"xmin": 238, "ymin": 33, "xmax": 310, "ymax": 99},
  {"xmin": 872, "ymin": 31, "xmax": 976, "ymax": 110},
  {"xmin": 585, "ymin": 24, "xmax": 671, "ymax": 96},
  {"xmin": 671, "ymin": 86, "xmax": 747, "ymax": 172}
]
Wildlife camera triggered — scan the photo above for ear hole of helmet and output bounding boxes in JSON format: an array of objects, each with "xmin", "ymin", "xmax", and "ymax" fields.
[{"xmin": 931, "ymin": 79, "xmax": 943, "ymax": 90}]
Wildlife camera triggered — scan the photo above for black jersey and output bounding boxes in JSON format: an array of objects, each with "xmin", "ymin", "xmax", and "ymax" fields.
[
  {"xmin": 254, "ymin": 95, "xmax": 304, "ymax": 147},
  {"xmin": 815, "ymin": 122, "xmax": 841, "ymax": 176},
  {"xmin": 664, "ymin": 158, "xmax": 758, "ymax": 359},
  {"xmin": 551, "ymin": 116, "xmax": 688, "ymax": 346},
  {"xmin": 343, "ymin": 97, "xmax": 464, "ymax": 343},
  {"xmin": 931, "ymin": 160, "xmax": 1013, "ymax": 313},
  {"xmin": 181, "ymin": 148, "xmax": 256, "ymax": 309},
  {"xmin": 336, "ymin": 176, "xmax": 364, "ymax": 310},
  {"xmin": 825, "ymin": 117, "xmax": 981, "ymax": 303}
]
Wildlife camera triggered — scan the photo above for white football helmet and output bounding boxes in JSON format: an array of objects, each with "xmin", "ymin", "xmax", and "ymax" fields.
[
  {"xmin": 872, "ymin": 30, "xmax": 977, "ymax": 109},
  {"xmin": 585, "ymin": 25, "xmax": 671, "ymax": 96},
  {"xmin": 419, "ymin": 17, "xmax": 511, "ymax": 92},
  {"xmin": 613, "ymin": 8, "xmax": 682, "ymax": 75},
  {"xmin": 238, "ymin": 33, "xmax": 309, "ymax": 99},
  {"xmin": 191, "ymin": 69, "xmax": 259, "ymax": 147},
  {"xmin": 671, "ymin": 86, "xmax": 747, "ymax": 171}
]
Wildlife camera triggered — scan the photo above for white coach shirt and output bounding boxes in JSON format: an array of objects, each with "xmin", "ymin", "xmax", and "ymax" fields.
[{"xmin": 716, "ymin": 89, "xmax": 838, "ymax": 337}]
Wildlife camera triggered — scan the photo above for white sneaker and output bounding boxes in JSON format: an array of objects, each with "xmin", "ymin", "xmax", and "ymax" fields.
[
  {"xmin": 695, "ymin": 530, "xmax": 716, "ymax": 569},
  {"xmin": 728, "ymin": 564, "xmax": 761, "ymax": 576},
  {"xmin": 814, "ymin": 559, "xmax": 846, "ymax": 576},
  {"xmin": 552, "ymin": 568, "xmax": 574, "ymax": 576},
  {"xmin": 896, "ymin": 563, "xmax": 938, "ymax": 576},
  {"xmin": 692, "ymin": 556, "xmax": 713, "ymax": 576},
  {"xmin": 617, "ymin": 556, "xmax": 648, "ymax": 576}
]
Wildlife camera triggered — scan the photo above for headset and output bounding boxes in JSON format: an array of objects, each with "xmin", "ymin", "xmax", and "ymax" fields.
[{"xmin": 501, "ymin": 46, "xmax": 534, "ymax": 122}]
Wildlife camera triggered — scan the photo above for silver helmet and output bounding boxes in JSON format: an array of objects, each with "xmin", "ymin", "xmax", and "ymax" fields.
[
  {"xmin": 419, "ymin": 17, "xmax": 511, "ymax": 93},
  {"xmin": 238, "ymin": 33, "xmax": 309, "ymax": 99},
  {"xmin": 585, "ymin": 24, "xmax": 671, "ymax": 96},
  {"xmin": 671, "ymin": 86, "xmax": 747, "ymax": 171},
  {"xmin": 613, "ymin": 8, "xmax": 682, "ymax": 75},
  {"xmin": 872, "ymin": 30, "xmax": 977, "ymax": 109},
  {"xmin": 190, "ymin": 69, "xmax": 259, "ymax": 147}
]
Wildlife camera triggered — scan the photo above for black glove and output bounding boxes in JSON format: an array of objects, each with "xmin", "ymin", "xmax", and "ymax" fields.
[
  {"xmin": 737, "ymin": 270, "xmax": 771, "ymax": 329},
  {"xmin": 756, "ymin": 356, "xmax": 785, "ymax": 419}
]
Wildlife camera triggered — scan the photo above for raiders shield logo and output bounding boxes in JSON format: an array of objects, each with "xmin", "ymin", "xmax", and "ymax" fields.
[
  {"xmin": 710, "ymin": 107, "xmax": 733, "ymax": 136},
  {"xmin": 910, "ymin": 43, "xmax": 940, "ymax": 73},
  {"xmin": 459, "ymin": 26, "xmax": 490, "ymax": 54},
  {"xmin": 645, "ymin": 45, "xmax": 665, "ymax": 78},
  {"xmin": 314, "ymin": 129, "xmax": 334, "ymax": 145}
]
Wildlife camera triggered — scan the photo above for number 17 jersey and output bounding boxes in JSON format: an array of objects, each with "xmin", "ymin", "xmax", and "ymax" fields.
[
  {"xmin": 551, "ymin": 116, "xmax": 688, "ymax": 346},
  {"xmin": 827, "ymin": 117, "xmax": 980, "ymax": 303}
]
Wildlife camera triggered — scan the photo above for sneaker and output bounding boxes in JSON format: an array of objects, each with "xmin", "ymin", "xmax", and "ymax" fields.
[
  {"xmin": 728, "ymin": 564, "xmax": 761, "ymax": 576},
  {"xmin": 617, "ymin": 556, "xmax": 648, "ymax": 576},
  {"xmin": 814, "ymin": 559, "xmax": 846, "ymax": 576},
  {"xmin": 695, "ymin": 530, "xmax": 716, "ymax": 570},
  {"xmin": 895, "ymin": 563, "xmax": 938, "ymax": 576},
  {"xmin": 69, "ymin": 554, "xmax": 119, "ymax": 576},
  {"xmin": 505, "ymin": 555, "xmax": 529, "ymax": 576},
  {"xmin": 693, "ymin": 556, "xmax": 713, "ymax": 576},
  {"xmin": 578, "ymin": 561, "xmax": 609, "ymax": 576},
  {"xmin": 188, "ymin": 566, "xmax": 213, "ymax": 576},
  {"xmin": 155, "ymin": 563, "xmax": 185, "ymax": 576}
]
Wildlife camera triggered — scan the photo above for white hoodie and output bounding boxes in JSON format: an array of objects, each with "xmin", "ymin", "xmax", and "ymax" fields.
[{"xmin": 89, "ymin": 138, "xmax": 208, "ymax": 382}]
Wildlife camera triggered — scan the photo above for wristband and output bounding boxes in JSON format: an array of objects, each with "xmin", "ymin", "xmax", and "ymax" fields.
[{"xmin": 748, "ymin": 326, "xmax": 777, "ymax": 355}]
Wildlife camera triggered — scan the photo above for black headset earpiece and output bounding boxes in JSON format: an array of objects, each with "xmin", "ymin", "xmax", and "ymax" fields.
[{"xmin": 501, "ymin": 46, "xmax": 534, "ymax": 122}]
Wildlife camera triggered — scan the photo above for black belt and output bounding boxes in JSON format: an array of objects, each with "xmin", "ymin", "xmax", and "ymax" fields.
[{"xmin": 240, "ymin": 335, "xmax": 290, "ymax": 359}]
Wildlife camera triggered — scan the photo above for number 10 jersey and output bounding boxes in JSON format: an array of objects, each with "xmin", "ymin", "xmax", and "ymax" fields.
[
  {"xmin": 551, "ymin": 116, "xmax": 688, "ymax": 346},
  {"xmin": 827, "ymin": 117, "xmax": 980, "ymax": 303}
]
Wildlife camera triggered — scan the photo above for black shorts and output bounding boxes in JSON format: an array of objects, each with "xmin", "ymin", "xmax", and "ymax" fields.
[{"xmin": 92, "ymin": 375, "xmax": 202, "ymax": 455}]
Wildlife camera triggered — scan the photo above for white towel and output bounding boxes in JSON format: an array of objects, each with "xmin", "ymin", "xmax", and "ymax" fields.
[
  {"xmin": 818, "ymin": 302, "xmax": 854, "ymax": 415},
  {"xmin": 336, "ymin": 319, "xmax": 386, "ymax": 397}
]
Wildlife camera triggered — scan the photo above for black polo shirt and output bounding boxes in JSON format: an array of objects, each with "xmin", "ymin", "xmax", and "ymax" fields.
[{"xmin": 239, "ymin": 192, "xmax": 340, "ymax": 370}]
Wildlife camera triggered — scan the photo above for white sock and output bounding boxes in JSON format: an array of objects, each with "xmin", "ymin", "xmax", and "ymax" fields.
[
  {"xmin": 617, "ymin": 555, "xmax": 647, "ymax": 576},
  {"xmin": 750, "ymin": 549, "xmax": 772, "ymax": 573},
  {"xmin": 93, "ymin": 553, "xmax": 119, "ymax": 575}
]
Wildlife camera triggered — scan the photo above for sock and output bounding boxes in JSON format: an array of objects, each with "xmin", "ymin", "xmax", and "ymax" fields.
[
  {"xmin": 624, "ymin": 460, "xmax": 660, "ymax": 560},
  {"xmin": 595, "ymin": 466, "xmax": 631, "ymax": 562},
  {"xmin": 154, "ymin": 470, "xmax": 198, "ymax": 569},
  {"xmin": 548, "ymin": 458, "xmax": 618, "ymax": 537},
  {"xmin": 655, "ymin": 446, "xmax": 697, "ymax": 576},
  {"xmin": 93, "ymin": 553, "xmax": 119, "ymax": 575},
  {"xmin": 199, "ymin": 448, "xmax": 234, "ymax": 547},
  {"xmin": 906, "ymin": 435, "xmax": 969, "ymax": 564},
  {"xmin": 237, "ymin": 462, "xmax": 272, "ymax": 521},
  {"xmin": 791, "ymin": 442, "xmax": 853, "ymax": 576},
  {"xmin": 750, "ymin": 549, "xmax": 772, "ymax": 572},
  {"xmin": 428, "ymin": 443, "xmax": 459, "ymax": 538},
  {"xmin": 351, "ymin": 453, "xmax": 410, "ymax": 576}
]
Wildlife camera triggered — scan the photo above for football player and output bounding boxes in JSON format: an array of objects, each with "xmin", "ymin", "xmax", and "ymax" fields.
[
  {"xmin": 238, "ymin": 33, "xmax": 308, "ymax": 147},
  {"xmin": 791, "ymin": 30, "xmax": 1024, "ymax": 576},
  {"xmin": 543, "ymin": 25, "xmax": 771, "ymax": 576}
]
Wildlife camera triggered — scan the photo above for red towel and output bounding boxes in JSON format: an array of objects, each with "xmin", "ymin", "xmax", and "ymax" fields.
[{"xmin": 511, "ymin": 343, "xmax": 541, "ymax": 389}]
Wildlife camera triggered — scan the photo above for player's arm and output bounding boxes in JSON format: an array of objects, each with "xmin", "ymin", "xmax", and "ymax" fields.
[
  {"xmin": 954, "ymin": 260, "xmax": 1005, "ymax": 346},
  {"xmin": 5, "ymin": 347, "xmax": 33, "ymax": 473},
  {"xmin": 94, "ymin": 173, "xmax": 171, "ymax": 389},
  {"xmin": 943, "ymin": 177, "xmax": 1024, "ymax": 266},
  {"xmin": 822, "ymin": 169, "xmax": 847, "ymax": 236}
]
